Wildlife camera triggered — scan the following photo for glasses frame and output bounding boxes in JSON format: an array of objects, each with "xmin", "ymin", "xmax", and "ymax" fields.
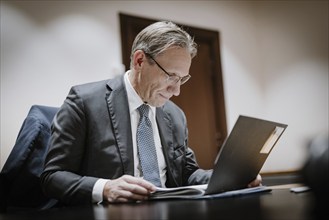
[{"xmin": 144, "ymin": 52, "xmax": 191, "ymax": 85}]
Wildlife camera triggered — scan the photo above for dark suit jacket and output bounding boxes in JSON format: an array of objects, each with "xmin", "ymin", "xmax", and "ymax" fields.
[{"xmin": 41, "ymin": 75, "xmax": 212, "ymax": 205}]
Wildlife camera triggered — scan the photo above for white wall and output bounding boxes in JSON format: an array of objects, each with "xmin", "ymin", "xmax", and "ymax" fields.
[{"xmin": 1, "ymin": 1, "xmax": 328, "ymax": 173}]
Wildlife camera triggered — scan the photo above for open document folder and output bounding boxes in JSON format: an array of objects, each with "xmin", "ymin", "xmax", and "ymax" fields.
[
  {"xmin": 151, "ymin": 115, "xmax": 287, "ymax": 200},
  {"xmin": 151, "ymin": 184, "xmax": 271, "ymax": 200}
]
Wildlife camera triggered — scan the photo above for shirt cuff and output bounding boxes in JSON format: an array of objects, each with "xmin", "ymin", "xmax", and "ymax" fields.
[{"xmin": 92, "ymin": 178, "xmax": 109, "ymax": 204}]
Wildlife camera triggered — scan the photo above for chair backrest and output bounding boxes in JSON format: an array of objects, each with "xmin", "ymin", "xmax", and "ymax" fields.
[{"xmin": 0, "ymin": 105, "xmax": 59, "ymax": 212}]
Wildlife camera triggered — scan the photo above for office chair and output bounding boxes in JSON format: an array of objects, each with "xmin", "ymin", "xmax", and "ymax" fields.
[{"xmin": 0, "ymin": 105, "xmax": 59, "ymax": 212}]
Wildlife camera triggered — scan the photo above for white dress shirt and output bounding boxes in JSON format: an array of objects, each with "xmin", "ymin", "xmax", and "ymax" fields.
[{"xmin": 92, "ymin": 71, "xmax": 167, "ymax": 203}]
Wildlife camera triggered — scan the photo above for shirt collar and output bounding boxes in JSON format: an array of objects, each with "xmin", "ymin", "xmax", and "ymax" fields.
[{"xmin": 124, "ymin": 71, "xmax": 156, "ymax": 116}]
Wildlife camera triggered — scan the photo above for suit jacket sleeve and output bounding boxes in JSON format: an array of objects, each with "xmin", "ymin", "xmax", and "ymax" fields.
[
  {"xmin": 41, "ymin": 86, "xmax": 99, "ymax": 205},
  {"xmin": 41, "ymin": 77, "xmax": 135, "ymax": 205}
]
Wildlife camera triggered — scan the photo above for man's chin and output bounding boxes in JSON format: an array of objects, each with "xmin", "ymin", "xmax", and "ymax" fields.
[{"xmin": 149, "ymin": 100, "xmax": 167, "ymax": 107}]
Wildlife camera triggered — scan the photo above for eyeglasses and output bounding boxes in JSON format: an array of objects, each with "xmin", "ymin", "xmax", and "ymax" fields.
[{"xmin": 144, "ymin": 52, "xmax": 191, "ymax": 85}]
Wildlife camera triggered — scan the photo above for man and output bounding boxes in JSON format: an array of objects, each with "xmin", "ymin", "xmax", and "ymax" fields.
[{"xmin": 41, "ymin": 21, "xmax": 261, "ymax": 205}]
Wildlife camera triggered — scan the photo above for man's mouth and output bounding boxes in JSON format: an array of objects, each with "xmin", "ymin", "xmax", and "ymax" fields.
[{"xmin": 160, "ymin": 94, "xmax": 171, "ymax": 100}]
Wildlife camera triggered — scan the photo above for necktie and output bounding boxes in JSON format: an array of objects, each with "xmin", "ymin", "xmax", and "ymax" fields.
[{"xmin": 137, "ymin": 104, "xmax": 162, "ymax": 187}]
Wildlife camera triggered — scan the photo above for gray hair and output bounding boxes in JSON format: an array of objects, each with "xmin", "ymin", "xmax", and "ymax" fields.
[{"xmin": 130, "ymin": 21, "xmax": 197, "ymax": 68}]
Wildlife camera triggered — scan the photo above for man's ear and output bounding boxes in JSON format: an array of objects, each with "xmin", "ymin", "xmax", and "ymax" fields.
[
  {"xmin": 137, "ymin": 58, "xmax": 143, "ymax": 66},
  {"xmin": 132, "ymin": 50, "xmax": 145, "ymax": 70}
]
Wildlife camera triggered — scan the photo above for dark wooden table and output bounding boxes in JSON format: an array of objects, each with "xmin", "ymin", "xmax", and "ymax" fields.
[{"xmin": 0, "ymin": 187, "xmax": 317, "ymax": 220}]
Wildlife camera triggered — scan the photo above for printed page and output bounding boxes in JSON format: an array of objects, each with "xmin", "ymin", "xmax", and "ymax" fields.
[
  {"xmin": 150, "ymin": 184, "xmax": 208, "ymax": 199},
  {"xmin": 150, "ymin": 185, "xmax": 271, "ymax": 200}
]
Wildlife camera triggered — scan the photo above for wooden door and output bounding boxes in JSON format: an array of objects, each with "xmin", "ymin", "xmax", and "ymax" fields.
[{"xmin": 120, "ymin": 13, "xmax": 227, "ymax": 169}]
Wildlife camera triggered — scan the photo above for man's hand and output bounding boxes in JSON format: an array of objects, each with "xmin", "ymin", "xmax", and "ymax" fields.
[
  {"xmin": 248, "ymin": 174, "xmax": 262, "ymax": 188},
  {"xmin": 103, "ymin": 175, "xmax": 157, "ymax": 203}
]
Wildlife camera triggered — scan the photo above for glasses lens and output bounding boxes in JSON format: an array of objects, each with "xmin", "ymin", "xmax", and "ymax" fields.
[
  {"xmin": 167, "ymin": 75, "xmax": 191, "ymax": 85},
  {"xmin": 167, "ymin": 76, "xmax": 180, "ymax": 84}
]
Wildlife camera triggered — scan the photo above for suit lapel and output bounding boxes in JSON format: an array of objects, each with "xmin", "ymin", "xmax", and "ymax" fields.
[{"xmin": 106, "ymin": 76, "xmax": 134, "ymax": 176}]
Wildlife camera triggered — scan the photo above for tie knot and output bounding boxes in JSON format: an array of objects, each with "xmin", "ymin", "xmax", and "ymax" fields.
[{"xmin": 138, "ymin": 104, "xmax": 149, "ymax": 117}]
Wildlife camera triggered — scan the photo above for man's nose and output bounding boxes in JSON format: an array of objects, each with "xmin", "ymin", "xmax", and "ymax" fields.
[{"xmin": 170, "ymin": 82, "xmax": 181, "ymax": 97}]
